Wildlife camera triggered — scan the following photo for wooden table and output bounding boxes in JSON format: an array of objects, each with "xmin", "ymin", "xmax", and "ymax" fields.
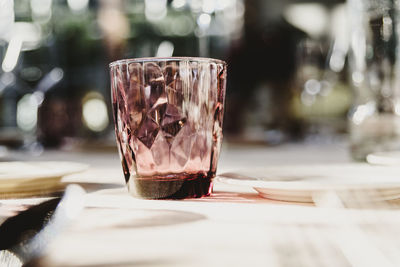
[{"xmin": 4, "ymin": 141, "xmax": 400, "ymax": 267}]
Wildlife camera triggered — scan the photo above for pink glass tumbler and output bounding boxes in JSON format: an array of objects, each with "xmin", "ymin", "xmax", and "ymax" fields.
[{"xmin": 110, "ymin": 57, "xmax": 227, "ymax": 199}]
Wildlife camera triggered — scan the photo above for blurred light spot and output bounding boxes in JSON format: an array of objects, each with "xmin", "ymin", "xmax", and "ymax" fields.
[
  {"xmin": 352, "ymin": 102, "xmax": 375, "ymax": 125},
  {"xmin": 0, "ymin": 72, "xmax": 14, "ymax": 94},
  {"xmin": 82, "ymin": 95, "xmax": 109, "ymax": 132},
  {"xmin": 352, "ymin": 71, "xmax": 364, "ymax": 84},
  {"xmin": 13, "ymin": 22, "xmax": 42, "ymax": 51},
  {"xmin": 17, "ymin": 94, "xmax": 38, "ymax": 132},
  {"xmin": 172, "ymin": 0, "xmax": 185, "ymax": 10},
  {"xmin": 236, "ymin": 1, "xmax": 245, "ymax": 17},
  {"xmin": 319, "ymin": 80, "xmax": 332, "ymax": 96},
  {"xmin": 197, "ymin": 13, "xmax": 211, "ymax": 29},
  {"xmin": 67, "ymin": 0, "xmax": 89, "ymax": 12},
  {"xmin": 329, "ymin": 50, "xmax": 346, "ymax": 72},
  {"xmin": 171, "ymin": 15, "xmax": 194, "ymax": 36},
  {"xmin": 329, "ymin": 4, "xmax": 348, "ymax": 69},
  {"xmin": 352, "ymin": 107, "xmax": 366, "ymax": 125},
  {"xmin": 156, "ymin": 41, "xmax": 174, "ymax": 57},
  {"xmin": 304, "ymin": 79, "xmax": 321, "ymax": 95},
  {"xmin": 284, "ymin": 4, "xmax": 328, "ymax": 38},
  {"xmin": 2, "ymin": 36, "xmax": 22, "ymax": 72},
  {"xmin": 202, "ymin": 0, "xmax": 215, "ymax": 14},
  {"xmin": 30, "ymin": 0, "xmax": 52, "ymax": 20},
  {"xmin": 32, "ymin": 91, "xmax": 45, "ymax": 106},
  {"xmin": 0, "ymin": 0, "xmax": 14, "ymax": 40},
  {"xmin": 0, "ymin": 72, "xmax": 15, "ymax": 86},
  {"xmin": 351, "ymin": 30, "xmax": 367, "ymax": 72},
  {"xmin": 50, "ymin": 67, "xmax": 64, "ymax": 82},
  {"xmin": 366, "ymin": 44, "xmax": 374, "ymax": 59},
  {"xmin": 382, "ymin": 16, "xmax": 392, "ymax": 42},
  {"xmin": 145, "ymin": 0, "xmax": 167, "ymax": 22},
  {"xmin": 328, "ymin": 6, "xmax": 348, "ymax": 69},
  {"xmin": 33, "ymin": 67, "xmax": 63, "ymax": 94},
  {"xmin": 98, "ymin": 8, "xmax": 129, "ymax": 43},
  {"xmin": 395, "ymin": 102, "xmax": 400, "ymax": 116}
]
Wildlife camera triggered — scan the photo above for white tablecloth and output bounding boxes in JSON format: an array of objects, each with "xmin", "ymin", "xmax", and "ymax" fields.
[{"xmin": 4, "ymin": 142, "xmax": 400, "ymax": 267}]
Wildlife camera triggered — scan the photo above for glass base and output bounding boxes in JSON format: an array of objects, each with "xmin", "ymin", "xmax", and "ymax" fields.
[{"xmin": 128, "ymin": 173, "xmax": 213, "ymax": 199}]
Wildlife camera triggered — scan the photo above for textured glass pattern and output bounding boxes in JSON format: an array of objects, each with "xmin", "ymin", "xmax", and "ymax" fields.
[{"xmin": 110, "ymin": 57, "xmax": 226, "ymax": 199}]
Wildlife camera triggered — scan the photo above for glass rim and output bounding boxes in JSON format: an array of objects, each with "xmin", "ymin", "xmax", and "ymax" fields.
[{"xmin": 109, "ymin": 56, "xmax": 226, "ymax": 68}]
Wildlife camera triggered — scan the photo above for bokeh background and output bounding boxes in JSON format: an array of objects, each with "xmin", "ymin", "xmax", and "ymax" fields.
[{"xmin": 0, "ymin": 0, "xmax": 349, "ymax": 153}]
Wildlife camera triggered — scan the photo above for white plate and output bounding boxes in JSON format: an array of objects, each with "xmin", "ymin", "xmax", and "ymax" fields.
[
  {"xmin": 217, "ymin": 164, "xmax": 400, "ymax": 203},
  {"xmin": 0, "ymin": 161, "xmax": 88, "ymax": 198},
  {"xmin": 367, "ymin": 151, "xmax": 400, "ymax": 166}
]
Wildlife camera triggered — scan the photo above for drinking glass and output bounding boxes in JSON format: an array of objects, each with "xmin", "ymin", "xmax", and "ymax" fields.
[{"xmin": 110, "ymin": 57, "xmax": 227, "ymax": 199}]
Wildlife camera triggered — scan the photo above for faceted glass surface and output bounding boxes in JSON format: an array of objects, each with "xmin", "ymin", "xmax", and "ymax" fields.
[{"xmin": 110, "ymin": 57, "xmax": 226, "ymax": 199}]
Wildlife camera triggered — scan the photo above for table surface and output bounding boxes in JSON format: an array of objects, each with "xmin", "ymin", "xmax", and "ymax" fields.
[{"xmin": 3, "ymin": 141, "xmax": 400, "ymax": 267}]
